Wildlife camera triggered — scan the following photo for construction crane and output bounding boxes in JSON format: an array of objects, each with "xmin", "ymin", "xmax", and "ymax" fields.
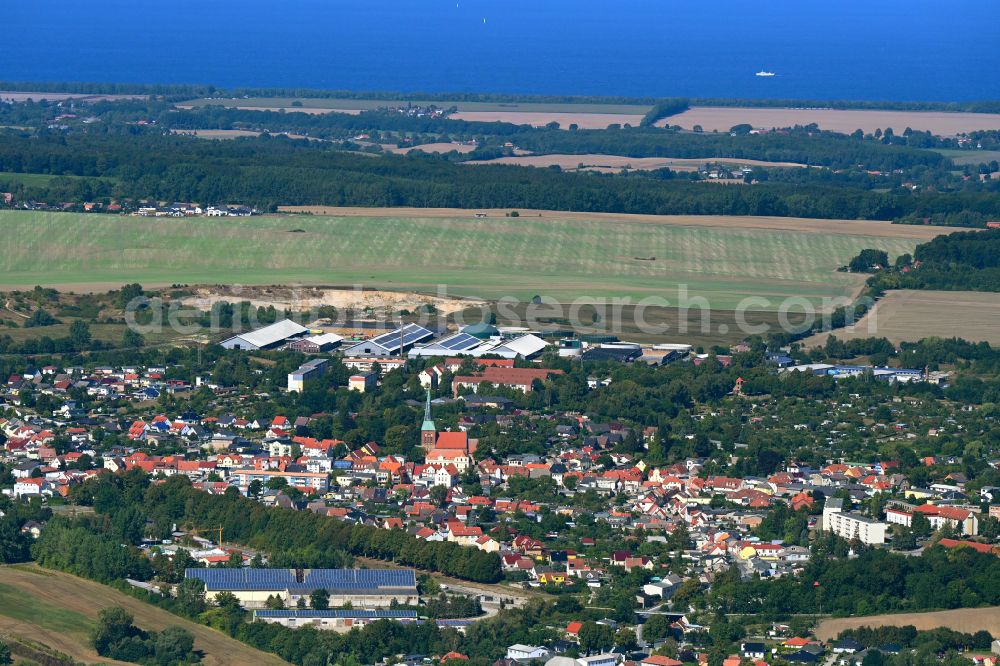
[{"xmin": 190, "ymin": 525, "xmax": 223, "ymax": 549}]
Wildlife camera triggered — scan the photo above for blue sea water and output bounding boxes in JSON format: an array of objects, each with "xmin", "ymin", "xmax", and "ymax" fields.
[{"xmin": 3, "ymin": 0, "xmax": 998, "ymax": 101}]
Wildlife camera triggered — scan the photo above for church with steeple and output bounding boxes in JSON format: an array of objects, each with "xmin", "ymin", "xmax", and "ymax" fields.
[
  {"xmin": 421, "ymin": 389, "xmax": 437, "ymax": 449},
  {"xmin": 420, "ymin": 389, "xmax": 476, "ymax": 461}
]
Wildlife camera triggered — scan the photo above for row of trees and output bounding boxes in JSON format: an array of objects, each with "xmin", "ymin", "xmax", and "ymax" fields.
[{"xmin": 836, "ymin": 625, "xmax": 993, "ymax": 652}]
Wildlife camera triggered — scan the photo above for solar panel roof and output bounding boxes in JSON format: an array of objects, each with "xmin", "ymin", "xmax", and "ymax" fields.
[
  {"xmin": 366, "ymin": 324, "xmax": 434, "ymax": 352},
  {"xmin": 185, "ymin": 568, "xmax": 417, "ymax": 592},
  {"xmin": 438, "ymin": 332, "xmax": 482, "ymax": 351},
  {"xmin": 255, "ymin": 609, "xmax": 418, "ymax": 619}
]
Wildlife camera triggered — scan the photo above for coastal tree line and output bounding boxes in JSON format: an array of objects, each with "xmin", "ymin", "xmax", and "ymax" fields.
[{"xmin": 3, "ymin": 80, "xmax": 999, "ymax": 113}]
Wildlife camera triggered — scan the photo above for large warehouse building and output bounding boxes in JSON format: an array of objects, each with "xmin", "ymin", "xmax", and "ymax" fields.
[
  {"xmin": 220, "ymin": 319, "xmax": 309, "ymax": 350},
  {"xmin": 185, "ymin": 568, "xmax": 419, "ymax": 609},
  {"xmin": 341, "ymin": 323, "xmax": 435, "ymax": 357}
]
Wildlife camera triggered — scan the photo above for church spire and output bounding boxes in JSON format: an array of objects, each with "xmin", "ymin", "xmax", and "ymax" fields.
[{"xmin": 421, "ymin": 388, "xmax": 437, "ymax": 449}]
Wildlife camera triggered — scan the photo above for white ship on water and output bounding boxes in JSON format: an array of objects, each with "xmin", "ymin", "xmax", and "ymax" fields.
[{"xmin": 755, "ymin": 70, "xmax": 776, "ymax": 77}]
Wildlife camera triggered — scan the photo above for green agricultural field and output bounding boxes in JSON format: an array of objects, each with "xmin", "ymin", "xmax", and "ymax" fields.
[{"xmin": 0, "ymin": 210, "xmax": 936, "ymax": 310}]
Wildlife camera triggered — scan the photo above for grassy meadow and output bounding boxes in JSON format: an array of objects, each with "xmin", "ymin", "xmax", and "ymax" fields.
[{"xmin": 0, "ymin": 210, "xmax": 934, "ymax": 310}]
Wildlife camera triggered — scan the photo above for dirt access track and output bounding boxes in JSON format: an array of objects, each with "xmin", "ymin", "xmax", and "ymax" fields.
[{"xmin": 0, "ymin": 564, "xmax": 288, "ymax": 666}]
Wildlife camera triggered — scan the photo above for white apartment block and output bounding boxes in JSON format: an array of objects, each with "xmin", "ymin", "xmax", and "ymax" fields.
[{"xmin": 823, "ymin": 498, "xmax": 887, "ymax": 545}]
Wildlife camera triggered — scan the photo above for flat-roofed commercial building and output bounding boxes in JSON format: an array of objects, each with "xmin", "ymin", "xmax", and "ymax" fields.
[{"xmin": 186, "ymin": 568, "xmax": 418, "ymax": 609}]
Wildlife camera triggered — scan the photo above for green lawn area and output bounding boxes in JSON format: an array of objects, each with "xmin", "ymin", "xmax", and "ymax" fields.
[
  {"xmin": 0, "ymin": 171, "xmax": 115, "ymax": 187},
  {"xmin": 0, "ymin": 581, "xmax": 93, "ymax": 637},
  {"xmin": 183, "ymin": 97, "xmax": 651, "ymax": 115},
  {"xmin": 0, "ymin": 210, "xmax": 925, "ymax": 310},
  {"xmin": 934, "ymin": 149, "xmax": 1000, "ymax": 166},
  {"xmin": 0, "ymin": 172, "xmax": 65, "ymax": 187}
]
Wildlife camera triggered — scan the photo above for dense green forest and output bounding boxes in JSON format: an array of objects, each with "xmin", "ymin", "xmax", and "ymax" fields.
[
  {"xmin": 497, "ymin": 127, "xmax": 950, "ymax": 171},
  {"xmin": 869, "ymin": 228, "xmax": 1000, "ymax": 291},
  {"xmin": 55, "ymin": 99, "xmax": 970, "ymax": 171},
  {"xmin": 2, "ymin": 132, "xmax": 999, "ymax": 223}
]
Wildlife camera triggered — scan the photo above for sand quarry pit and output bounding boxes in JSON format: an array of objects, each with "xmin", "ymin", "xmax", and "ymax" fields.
[
  {"xmin": 661, "ymin": 106, "xmax": 1000, "ymax": 136},
  {"xmin": 181, "ymin": 285, "xmax": 484, "ymax": 317}
]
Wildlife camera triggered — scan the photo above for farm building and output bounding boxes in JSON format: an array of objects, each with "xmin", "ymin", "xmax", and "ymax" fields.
[
  {"xmin": 342, "ymin": 323, "xmax": 435, "ymax": 357},
  {"xmin": 287, "ymin": 333, "xmax": 343, "ymax": 353},
  {"xmin": 287, "ymin": 358, "xmax": 329, "ymax": 392},
  {"xmin": 408, "ymin": 331, "xmax": 487, "ymax": 358},
  {"xmin": 252, "ymin": 609, "xmax": 418, "ymax": 631},
  {"xmin": 483, "ymin": 333, "xmax": 549, "ymax": 359},
  {"xmin": 185, "ymin": 568, "xmax": 418, "ymax": 609},
  {"xmin": 220, "ymin": 319, "xmax": 308, "ymax": 350},
  {"xmin": 408, "ymin": 332, "xmax": 548, "ymax": 360}
]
